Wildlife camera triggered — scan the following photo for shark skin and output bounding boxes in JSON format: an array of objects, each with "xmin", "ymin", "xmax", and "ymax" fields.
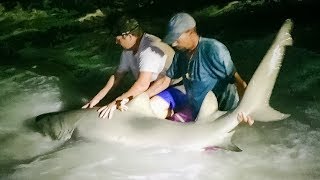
[{"xmin": 35, "ymin": 19, "xmax": 293, "ymax": 152}]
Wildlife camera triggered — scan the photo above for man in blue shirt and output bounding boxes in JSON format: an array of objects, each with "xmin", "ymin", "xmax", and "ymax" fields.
[{"xmin": 146, "ymin": 13, "xmax": 253, "ymax": 124}]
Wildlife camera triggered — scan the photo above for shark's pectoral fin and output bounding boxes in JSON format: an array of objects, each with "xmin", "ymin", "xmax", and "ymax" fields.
[
  {"xmin": 251, "ymin": 105, "xmax": 290, "ymax": 122},
  {"xmin": 126, "ymin": 93, "xmax": 155, "ymax": 117},
  {"xmin": 203, "ymin": 143, "xmax": 242, "ymax": 152},
  {"xmin": 216, "ymin": 131, "xmax": 243, "ymax": 152},
  {"xmin": 216, "ymin": 141, "xmax": 242, "ymax": 152},
  {"xmin": 225, "ymin": 143, "xmax": 243, "ymax": 152}
]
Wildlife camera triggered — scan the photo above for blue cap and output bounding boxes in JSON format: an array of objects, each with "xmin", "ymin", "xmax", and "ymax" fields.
[{"xmin": 164, "ymin": 13, "xmax": 196, "ymax": 44}]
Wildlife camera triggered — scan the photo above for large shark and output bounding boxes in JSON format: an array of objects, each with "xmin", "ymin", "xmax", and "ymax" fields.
[
  {"xmin": 35, "ymin": 19, "xmax": 293, "ymax": 151},
  {"xmin": 0, "ymin": 19, "xmax": 293, "ymax": 164}
]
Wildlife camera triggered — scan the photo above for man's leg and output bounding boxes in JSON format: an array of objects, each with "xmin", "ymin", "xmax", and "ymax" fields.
[
  {"xmin": 150, "ymin": 95, "xmax": 173, "ymax": 119},
  {"xmin": 150, "ymin": 86, "xmax": 191, "ymax": 122},
  {"xmin": 170, "ymin": 105, "xmax": 194, "ymax": 122},
  {"xmin": 150, "ymin": 86, "xmax": 185, "ymax": 119}
]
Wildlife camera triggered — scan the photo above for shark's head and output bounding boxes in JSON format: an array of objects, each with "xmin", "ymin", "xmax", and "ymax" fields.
[{"xmin": 35, "ymin": 111, "xmax": 76, "ymax": 141}]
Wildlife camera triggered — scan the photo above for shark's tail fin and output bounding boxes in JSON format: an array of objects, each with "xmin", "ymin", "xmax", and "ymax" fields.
[{"xmin": 237, "ymin": 19, "xmax": 293, "ymax": 122}]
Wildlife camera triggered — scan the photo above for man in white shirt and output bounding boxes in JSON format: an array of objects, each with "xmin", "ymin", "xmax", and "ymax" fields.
[{"xmin": 82, "ymin": 17, "xmax": 175, "ymax": 119}]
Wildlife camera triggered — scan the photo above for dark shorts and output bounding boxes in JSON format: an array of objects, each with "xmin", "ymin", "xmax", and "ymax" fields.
[
  {"xmin": 157, "ymin": 86, "xmax": 188, "ymax": 110},
  {"xmin": 157, "ymin": 86, "xmax": 194, "ymax": 122}
]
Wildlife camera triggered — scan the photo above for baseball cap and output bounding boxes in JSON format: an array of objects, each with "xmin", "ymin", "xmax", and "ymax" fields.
[
  {"xmin": 113, "ymin": 16, "xmax": 140, "ymax": 36},
  {"xmin": 164, "ymin": 13, "xmax": 196, "ymax": 44}
]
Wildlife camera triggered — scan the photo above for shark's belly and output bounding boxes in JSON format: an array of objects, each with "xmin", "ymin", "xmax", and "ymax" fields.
[{"xmin": 75, "ymin": 112, "xmax": 222, "ymax": 149}]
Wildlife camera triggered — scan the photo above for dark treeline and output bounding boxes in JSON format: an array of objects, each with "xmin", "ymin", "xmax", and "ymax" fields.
[
  {"xmin": 1, "ymin": 0, "xmax": 319, "ymax": 64},
  {"xmin": 1, "ymin": 1, "xmax": 319, "ymax": 26},
  {"xmin": 2, "ymin": 0, "xmax": 317, "ymax": 14},
  {"xmin": 1, "ymin": 0, "xmax": 221, "ymax": 13}
]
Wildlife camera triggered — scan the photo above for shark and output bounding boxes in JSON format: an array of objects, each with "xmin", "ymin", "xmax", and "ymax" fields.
[
  {"xmin": 0, "ymin": 19, "xmax": 293, "ymax": 164},
  {"xmin": 35, "ymin": 19, "xmax": 293, "ymax": 151}
]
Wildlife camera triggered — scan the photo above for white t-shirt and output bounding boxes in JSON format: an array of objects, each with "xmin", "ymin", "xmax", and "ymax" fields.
[{"xmin": 117, "ymin": 33, "xmax": 169, "ymax": 81}]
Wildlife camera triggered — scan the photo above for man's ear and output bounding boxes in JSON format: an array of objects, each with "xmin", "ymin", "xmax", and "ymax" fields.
[{"xmin": 189, "ymin": 30, "xmax": 196, "ymax": 36}]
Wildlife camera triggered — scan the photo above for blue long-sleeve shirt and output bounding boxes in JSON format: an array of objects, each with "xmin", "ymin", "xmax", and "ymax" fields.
[{"xmin": 167, "ymin": 37, "xmax": 239, "ymax": 118}]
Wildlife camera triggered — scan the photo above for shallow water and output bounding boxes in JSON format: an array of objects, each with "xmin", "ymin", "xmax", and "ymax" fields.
[{"xmin": 0, "ymin": 34, "xmax": 320, "ymax": 180}]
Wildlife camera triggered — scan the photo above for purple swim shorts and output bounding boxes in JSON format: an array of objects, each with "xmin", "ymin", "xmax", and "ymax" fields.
[{"xmin": 157, "ymin": 86, "xmax": 194, "ymax": 122}]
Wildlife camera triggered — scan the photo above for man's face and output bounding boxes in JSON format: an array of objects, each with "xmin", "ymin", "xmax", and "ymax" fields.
[
  {"xmin": 115, "ymin": 33, "xmax": 136, "ymax": 50},
  {"xmin": 171, "ymin": 30, "xmax": 193, "ymax": 52}
]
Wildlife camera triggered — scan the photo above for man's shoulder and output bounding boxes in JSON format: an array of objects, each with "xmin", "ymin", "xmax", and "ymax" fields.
[
  {"xmin": 141, "ymin": 33, "xmax": 161, "ymax": 48},
  {"xmin": 199, "ymin": 37, "xmax": 229, "ymax": 58},
  {"xmin": 199, "ymin": 37, "xmax": 224, "ymax": 49},
  {"xmin": 144, "ymin": 33, "xmax": 161, "ymax": 42},
  {"xmin": 140, "ymin": 33, "xmax": 169, "ymax": 57},
  {"xmin": 121, "ymin": 50, "xmax": 132, "ymax": 57}
]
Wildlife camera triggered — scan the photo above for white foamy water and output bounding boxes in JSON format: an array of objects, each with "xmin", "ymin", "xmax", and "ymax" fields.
[
  {"xmin": 0, "ymin": 38, "xmax": 320, "ymax": 180},
  {"xmin": 0, "ymin": 67, "xmax": 62, "ymax": 130}
]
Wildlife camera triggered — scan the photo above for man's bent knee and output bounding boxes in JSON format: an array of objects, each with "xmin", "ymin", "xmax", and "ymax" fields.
[{"xmin": 150, "ymin": 96, "xmax": 172, "ymax": 119}]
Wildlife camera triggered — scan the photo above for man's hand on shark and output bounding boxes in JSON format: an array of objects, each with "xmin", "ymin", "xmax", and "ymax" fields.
[
  {"xmin": 98, "ymin": 98, "xmax": 130, "ymax": 119},
  {"xmin": 82, "ymin": 98, "xmax": 100, "ymax": 109},
  {"xmin": 237, "ymin": 112, "xmax": 254, "ymax": 126},
  {"xmin": 98, "ymin": 101, "xmax": 117, "ymax": 119},
  {"xmin": 118, "ymin": 98, "xmax": 130, "ymax": 111}
]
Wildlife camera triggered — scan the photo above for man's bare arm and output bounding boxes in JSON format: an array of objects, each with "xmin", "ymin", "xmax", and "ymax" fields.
[
  {"xmin": 115, "ymin": 71, "xmax": 153, "ymax": 101},
  {"xmin": 97, "ymin": 71, "xmax": 153, "ymax": 119},
  {"xmin": 145, "ymin": 75, "xmax": 171, "ymax": 98},
  {"xmin": 234, "ymin": 72, "xmax": 247, "ymax": 99},
  {"xmin": 82, "ymin": 71, "xmax": 126, "ymax": 108}
]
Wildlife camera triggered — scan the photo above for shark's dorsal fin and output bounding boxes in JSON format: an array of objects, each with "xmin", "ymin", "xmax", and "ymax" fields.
[
  {"xmin": 126, "ymin": 93, "xmax": 155, "ymax": 117},
  {"xmin": 195, "ymin": 91, "xmax": 219, "ymax": 123}
]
